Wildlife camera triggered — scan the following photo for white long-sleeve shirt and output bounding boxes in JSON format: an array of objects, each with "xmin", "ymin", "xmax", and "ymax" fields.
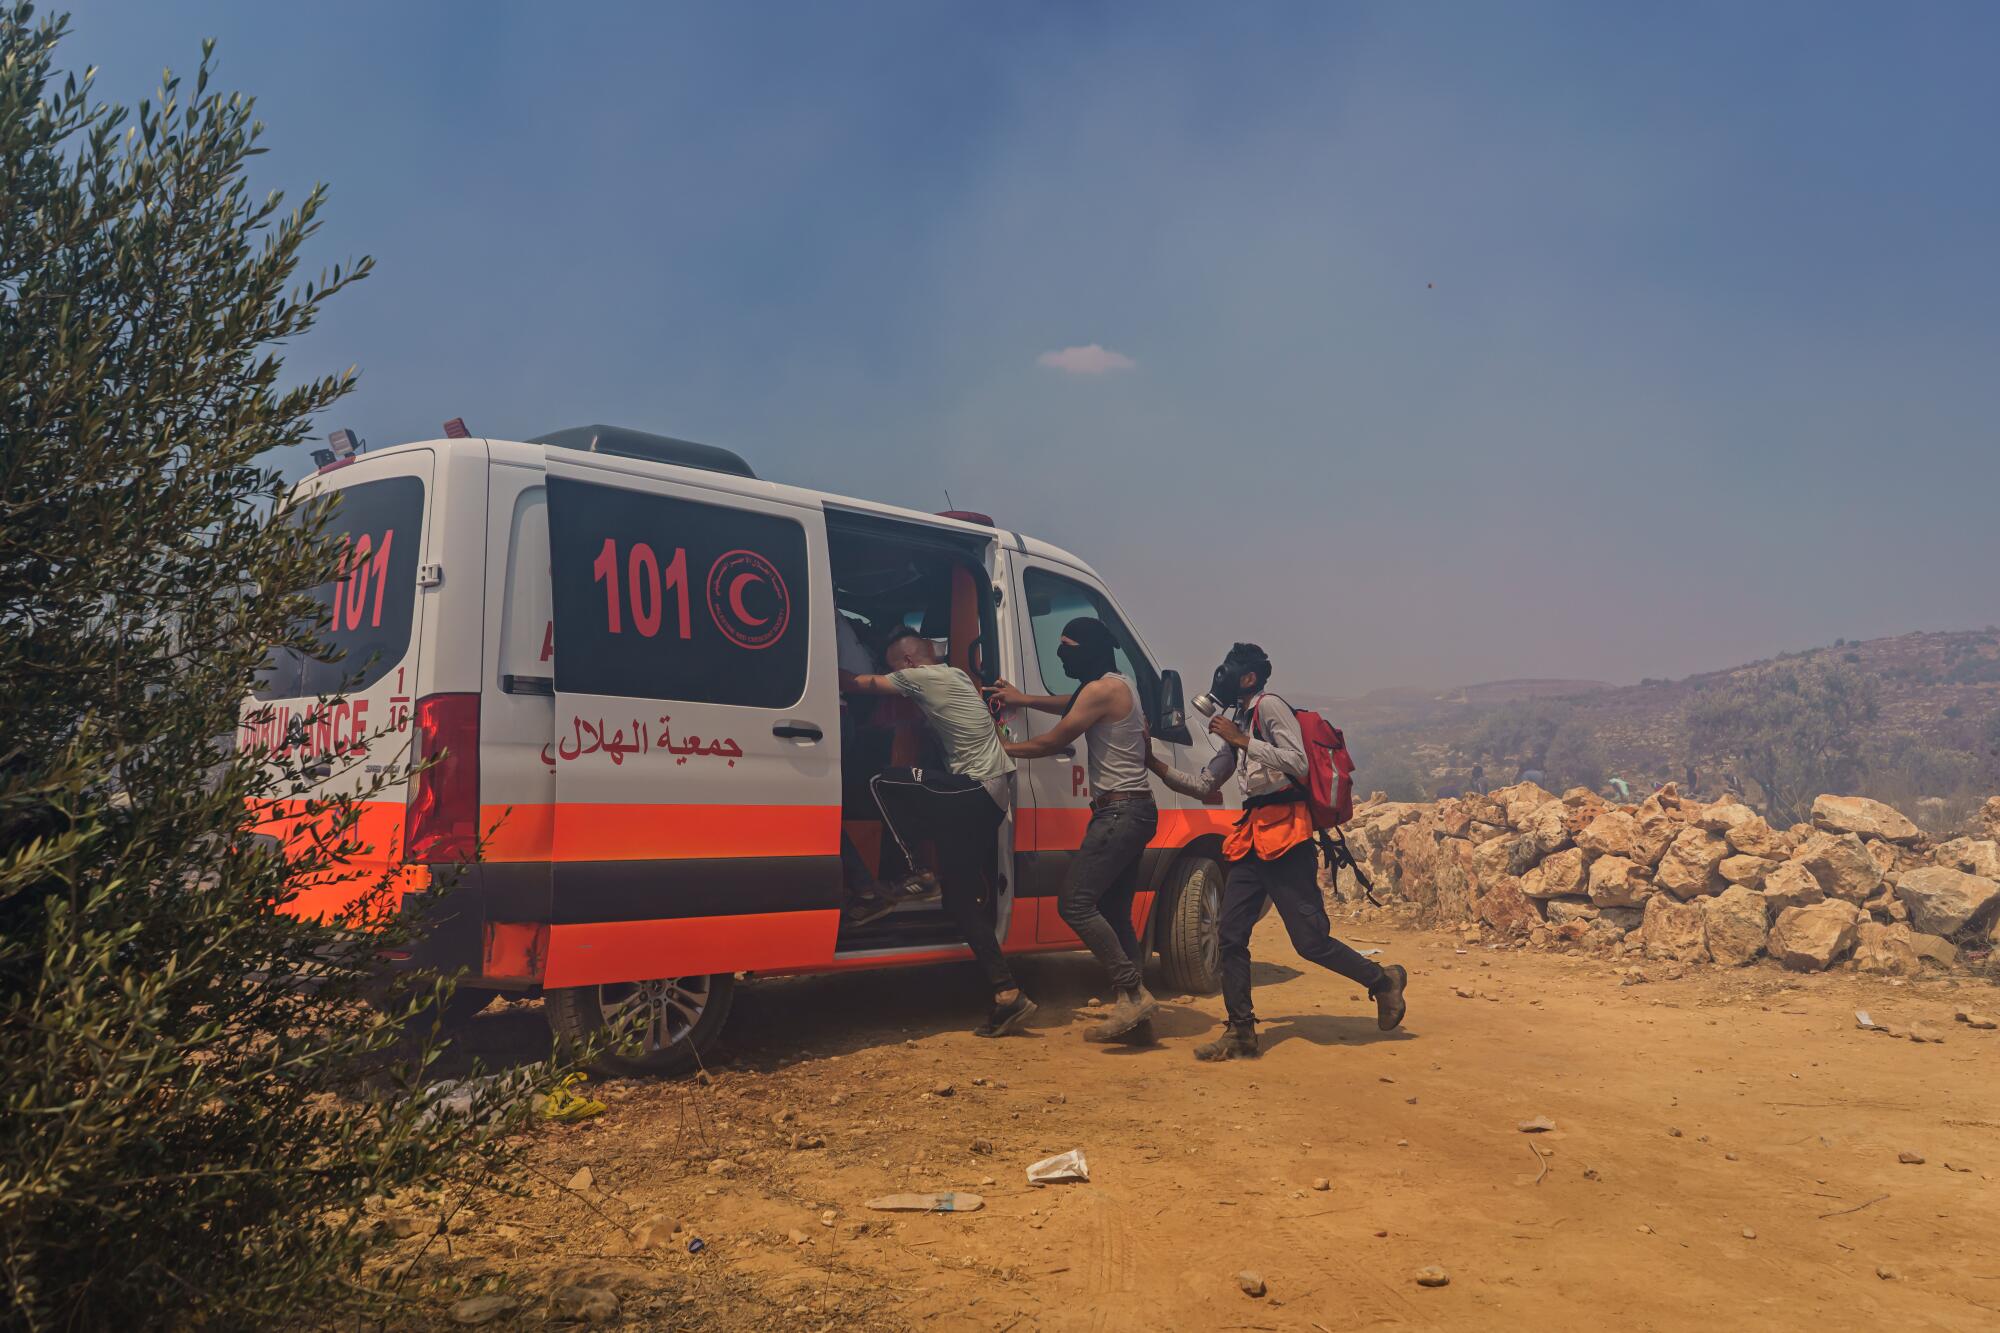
[{"xmin": 1152, "ymin": 693, "xmax": 1309, "ymax": 803}]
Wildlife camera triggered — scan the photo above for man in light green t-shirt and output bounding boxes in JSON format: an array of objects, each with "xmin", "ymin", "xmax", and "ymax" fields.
[{"xmin": 842, "ymin": 628, "xmax": 1034, "ymax": 1038}]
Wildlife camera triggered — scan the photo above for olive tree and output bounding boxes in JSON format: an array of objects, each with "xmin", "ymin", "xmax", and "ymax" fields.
[
  {"xmin": 1, "ymin": 8, "xmax": 541, "ymax": 1325},
  {"xmin": 1685, "ymin": 662, "xmax": 1880, "ymax": 826}
]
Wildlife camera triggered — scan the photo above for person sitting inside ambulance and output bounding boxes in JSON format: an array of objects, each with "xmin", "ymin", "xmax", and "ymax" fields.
[{"xmin": 841, "ymin": 627, "xmax": 1037, "ymax": 1039}]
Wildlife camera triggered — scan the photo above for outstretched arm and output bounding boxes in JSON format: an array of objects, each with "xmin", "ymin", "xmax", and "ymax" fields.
[
  {"xmin": 984, "ymin": 678, "xmax": 1068, "ymax": 716},
  {"xmin": 1149, "ymin": 737, "xmax": 1232, "ymax": 804},
  {"xmin": 841, "ymin": 669, "xmax": 902, "ymax": 697},
  {"xmin": 1003, "ymin": 677, "xmax": 1118, "ymax": 758}
]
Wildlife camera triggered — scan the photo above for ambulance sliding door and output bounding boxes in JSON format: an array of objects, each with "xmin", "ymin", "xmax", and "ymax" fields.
[{"xmin": 543, "ymin": 455, "xmax": 842, "ymax": 983}]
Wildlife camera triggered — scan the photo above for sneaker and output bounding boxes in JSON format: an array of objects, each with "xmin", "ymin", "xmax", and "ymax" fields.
[
  {"xmin": 1372, "ymin": 963, "xmax": 1408, "ymax": 1031},
  {"xmin": 974, "ymin": 993, "xmax": 1037, "ymax": 1038},
  {"xmin": 842, "ymin": 893, "xmax": 896, "ymax": 927},
  {"xmin": 889, "ymin": 870, "xmax": 940, "ymax": 902},
  {"xmin": 1194, "ymin": 1024, "xmax": 1259, "ymax": 1061},
  {"xmin": 1084, "ymin": 985, "xmax": 1159, "ymax": 1043}
]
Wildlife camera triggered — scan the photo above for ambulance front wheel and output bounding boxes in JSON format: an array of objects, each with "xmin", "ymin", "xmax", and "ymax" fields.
[
  {"xmin": 545, "ymin": 973, "xmax": 735, "ymax": 1077},
  {"xmin": 1154, "ymin": 855, "xmax": 1224, "ymax": 995}
]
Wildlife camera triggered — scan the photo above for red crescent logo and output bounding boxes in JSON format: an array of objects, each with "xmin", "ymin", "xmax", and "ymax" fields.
[
  {"xmin": 706, "ymin": 550, "xmax": 789, "ymax": 650},
  {"xmin": 728, "ymin": 572, "xmax": 768, "ymax": 626}
]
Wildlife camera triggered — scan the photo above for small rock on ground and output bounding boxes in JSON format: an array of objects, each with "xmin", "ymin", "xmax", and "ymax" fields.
[
  {"xmin": 548, "ymin": 1286, "xmax": 620, "ymax": 1324},
  {"xmin": 449, "ymin": 1295, "xmax": 519, "ymax": 1327},
  {"xmin": 1312, "ymin": 1177, "xmax": 1331, "ymax": 1191},
  {"xmin": 1898, "ymin": 1151, "xmax": 1926, "ymax": 1165},
  {"xmin": 1519, "ymin": 1116, "xmax": 1556, "ymax": 1133},
  {"xmin": 1415, "ymin": 1265, "xmax": 1450, "ymax": 1288},
  {"xmin": 1236, "ymin": 1270, "xmax": 1267, "ymax": 1298}
]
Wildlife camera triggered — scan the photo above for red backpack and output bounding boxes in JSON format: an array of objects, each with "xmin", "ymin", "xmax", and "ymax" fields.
[{"xmin": 1251, "ymin": 695, "xmax": 1356, "ymax": 829}]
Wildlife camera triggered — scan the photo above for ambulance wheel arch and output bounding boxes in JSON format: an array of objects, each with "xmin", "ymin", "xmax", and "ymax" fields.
[{"xmin": 546, "ymin": 972, "xmax": 735, "ymax": 1076}]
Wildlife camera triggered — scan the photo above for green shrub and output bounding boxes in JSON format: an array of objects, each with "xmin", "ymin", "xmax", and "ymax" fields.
[
  {"xmin": 1685, "ymin": 662, "xmax": 1879, "ymax": 826},
  {"xmin": 1, "ymin": 9, "xmax": 546, "ymax": 1325}
]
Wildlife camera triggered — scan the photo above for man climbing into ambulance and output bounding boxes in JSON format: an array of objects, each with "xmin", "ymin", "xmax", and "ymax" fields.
[
  {"xmin": 842, "ymin": 627, "xmax": 1037, "ymax": 1038},
  {"xmin": 1147, "ymin": 642, "xmax": 1409, "ymax": 1061}
]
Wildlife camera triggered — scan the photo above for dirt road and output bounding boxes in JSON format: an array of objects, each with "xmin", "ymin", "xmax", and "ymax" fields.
[{"xmin": 425, "ymin": 915, "xmax": 2000, "ymax": 1331}]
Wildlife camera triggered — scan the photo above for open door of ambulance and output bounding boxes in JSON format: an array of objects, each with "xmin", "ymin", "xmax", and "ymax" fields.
[{"xmin": 543, "ymin": 454, "xmax": 843, "ymax": 986}]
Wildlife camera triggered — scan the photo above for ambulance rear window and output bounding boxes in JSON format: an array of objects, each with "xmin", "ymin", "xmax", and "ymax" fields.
[{"xmin": 257, "ymin": 476, "xmax": 425, "ymax": 698}]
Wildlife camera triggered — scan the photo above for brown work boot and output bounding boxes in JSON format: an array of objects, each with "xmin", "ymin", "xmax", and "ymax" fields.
[
  {"xmin": 1194, "ymin": 1022, "xmax": 1259, "ymax": 1062},
  {"xmin": 1371, "ymin": 963, "xmax": 1408, "ymax": 1031},
  {"xmin": 1085, "ymin": 985, "xmax": 1159, "ymax": 1043}
]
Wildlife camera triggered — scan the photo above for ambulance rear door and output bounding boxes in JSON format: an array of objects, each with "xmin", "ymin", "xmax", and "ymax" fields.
[
  {"xmin": 244, "ymin": 449, "xmax": 433, "ymax": 918},
  {"xmin": 543, "ymin": 454, "xmax": 842, "ymax": 984}
]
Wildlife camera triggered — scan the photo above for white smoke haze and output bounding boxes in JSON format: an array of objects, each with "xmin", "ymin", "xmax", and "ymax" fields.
[{"xmin": 65, "ymin": 3, "xmax": 1998, "ymax": 698}]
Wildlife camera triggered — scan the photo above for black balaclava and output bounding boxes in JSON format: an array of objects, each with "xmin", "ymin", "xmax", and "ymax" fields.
[
  {"xmin": 1209, "ymin": 641, "xmax": 1273, "ymax": 709},
  {"xmin": 1057, "ymin": 616, "xmax": 1120, "ymax": 715}
]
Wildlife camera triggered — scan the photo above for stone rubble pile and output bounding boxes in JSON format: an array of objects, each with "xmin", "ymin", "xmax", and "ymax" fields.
[{"xmin": 1332, "ymin": 787, "xmax": 2000, "ymax": 973}]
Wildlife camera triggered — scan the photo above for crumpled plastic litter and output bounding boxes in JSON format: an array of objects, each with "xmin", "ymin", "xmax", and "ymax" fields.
[
  {"xmin": 538, "ymin": 1071, "xmax": 607, "ymax": 1121},
  {"xmin": 865, "ymin": 1191, "xmax": 984, "ymax": 1213},
  {"xmin": 1027, "ymin": 1148, "xmax": 1089, "ymax": 1185},
  {"xmin": 416, "ymin": 1069, "xmax": 535, "ymax": 1127}
]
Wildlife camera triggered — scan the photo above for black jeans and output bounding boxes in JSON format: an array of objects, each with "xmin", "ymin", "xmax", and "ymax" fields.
[
  {"xmin": 1057, "ymin": 797, "xmax": 1157, "ymax": 995},
  {"xmin": 1219, "ymin": 838, "xmax": 1385, "ymax": 1027},
  {"xmin": 869, "ymin": 767, "xmax": 1015, "ymax": 993}
]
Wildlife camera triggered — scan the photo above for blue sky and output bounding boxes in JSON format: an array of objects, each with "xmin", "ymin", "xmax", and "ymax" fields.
[{"xmin": 60, "ymin": 2, "xmax": 2000, "ymax": 694}]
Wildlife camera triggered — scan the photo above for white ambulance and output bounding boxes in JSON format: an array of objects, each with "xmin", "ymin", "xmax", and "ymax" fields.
[{"xmin": 246, "ymin": 425, "xmax": 1239, "ymax": 1072}]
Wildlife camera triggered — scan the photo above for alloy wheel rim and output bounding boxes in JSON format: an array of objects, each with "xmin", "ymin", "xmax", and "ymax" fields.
[
  {"xmin": 600, "ymin": 975, "xmax": 710, "ymax": 1053},
  {"xmin": 1200, "ymin": 876, "xmax": 1221, "ymax": 979}
]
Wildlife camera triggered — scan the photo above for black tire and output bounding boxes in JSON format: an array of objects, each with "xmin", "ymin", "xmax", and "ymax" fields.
[
  {"xmin": 1154, "ymin": 855, "xmax": 1224, "ymax": 995},
  {"xmin": 545, "ymin": 973, "xmax": 734, "ymax": 1077}
]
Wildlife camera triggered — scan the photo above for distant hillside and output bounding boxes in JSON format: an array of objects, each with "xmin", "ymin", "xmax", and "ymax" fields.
[{"xmin": 1314, "ymin": 629, "xmax": 2000, "ymax": 796}]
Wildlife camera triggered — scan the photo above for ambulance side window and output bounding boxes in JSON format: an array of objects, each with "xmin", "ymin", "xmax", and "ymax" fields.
[
  {"xmin": 498, "ymin": 486, "xmax": 551, "ymax": 682},
  {"xmin": 1021, "ymin": 567, "xmax": 1161, "ymax": 725},
  {"xmin": 547, "ymin": 477, "xmax": 809, "ymax": 707}
]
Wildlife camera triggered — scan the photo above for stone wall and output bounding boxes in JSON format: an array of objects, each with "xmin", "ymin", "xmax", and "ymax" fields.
[{"xmin": 1332, "ymin": 788, "xmax": 2000, "ymax": 974}]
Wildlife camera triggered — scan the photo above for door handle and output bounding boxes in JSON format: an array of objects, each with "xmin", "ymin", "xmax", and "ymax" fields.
[{"xmin": 772, "ymin": 721, "xmax": 824, "ymax": 741}]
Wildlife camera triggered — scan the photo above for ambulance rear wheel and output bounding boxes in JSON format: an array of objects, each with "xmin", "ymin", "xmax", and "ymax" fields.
[
  {"xmin": 546, "ymin": 973, "xmax": 734, "ymax": 1077},
  {"xmin": 1155, "ymin": 855, "xmax": 1224, "ymax": 995}
]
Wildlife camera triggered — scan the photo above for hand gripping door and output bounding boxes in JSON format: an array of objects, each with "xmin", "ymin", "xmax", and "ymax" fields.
[{"xmin": 543, "ymin": 456, "xmax": 842, "ymax": 986}]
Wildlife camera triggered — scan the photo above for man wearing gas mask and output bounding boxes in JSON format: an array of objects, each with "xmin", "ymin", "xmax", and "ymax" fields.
[
  {"xmin": 986, "ymin": 617, "xmax": 1160, "ymax": 1041},
  {"xmin": 1149, "ymin": 643, "xmax": 1408, "ymax": 1061}
]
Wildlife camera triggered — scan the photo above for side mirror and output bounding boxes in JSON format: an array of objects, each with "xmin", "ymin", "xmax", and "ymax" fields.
[{"xmin": 1153, "ymin": 669, "xmax": 1193, "ymax": 746}]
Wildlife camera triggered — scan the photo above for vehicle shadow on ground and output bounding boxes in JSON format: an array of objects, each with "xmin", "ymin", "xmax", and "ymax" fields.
[
  {"xmin": 422, "ymin": 1000, "xmax": 554, "ymax": 1081},
  {"xmin": 419, "ymin": 953, "xmax": 1328, "ymax": 1082}
]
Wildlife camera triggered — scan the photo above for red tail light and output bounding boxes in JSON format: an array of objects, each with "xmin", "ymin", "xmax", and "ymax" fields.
[{"xmin": 406, "ymin": 692, "xmax": 480, "ymax": 863}]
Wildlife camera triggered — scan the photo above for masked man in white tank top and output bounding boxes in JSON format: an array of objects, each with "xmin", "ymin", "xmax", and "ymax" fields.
[{"xmin": 987, "ymin": 618, "xmax": 1160, "ymax": 1042}]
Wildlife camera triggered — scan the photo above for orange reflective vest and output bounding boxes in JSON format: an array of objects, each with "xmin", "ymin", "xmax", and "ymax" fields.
[{"xmin": 1222, "ymin": 799, "xmax": 1313, "ymax": 863}]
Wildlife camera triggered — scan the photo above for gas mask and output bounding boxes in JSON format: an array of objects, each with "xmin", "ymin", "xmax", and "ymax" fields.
[{"xmin": 1195, "ymin": 642, "xmax": 1271, "ymax": 715}]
